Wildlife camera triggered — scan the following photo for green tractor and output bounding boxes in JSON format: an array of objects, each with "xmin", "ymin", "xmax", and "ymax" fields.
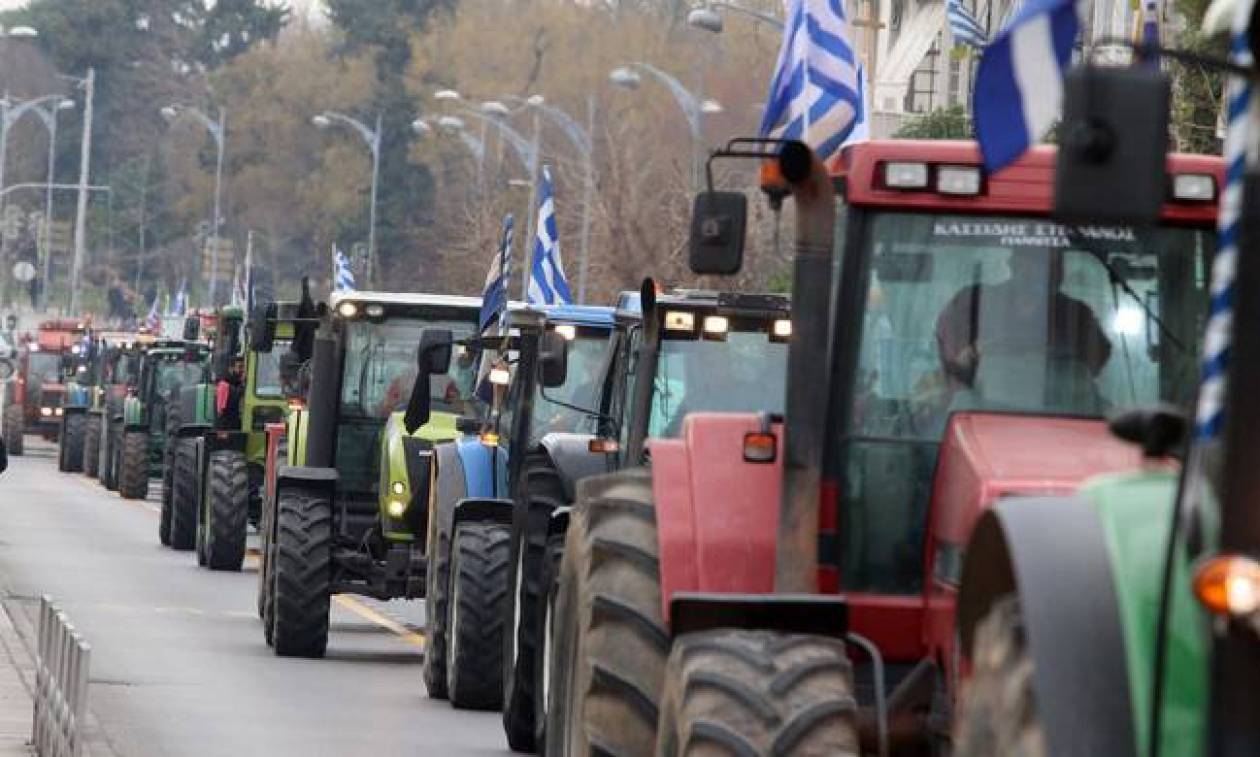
[
  {"xmin": 75, "ymin": 332, "xmax": 147, "ymax": 480},
  {"xmin": 109, "ymin": 338, "xmax": 211, "ymax": 500},
  {"xmin": 257, "ymin": 292, "xmax": 480, "ymax": 658},
  {"xmin": 55, "ymin": 337, "xmax": 94, "ymax": 473},
  {"xmin": 163, "ymin": 305, "xmax": 298, "ymax": 562}
]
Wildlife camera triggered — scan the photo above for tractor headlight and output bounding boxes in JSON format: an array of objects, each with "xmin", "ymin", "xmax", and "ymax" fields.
[
  {"xmin": 386, "ymin": 500, "xmax": 407, "ymax": 518},
  {"xmin": 554, "ymin": 324, "xmax": 577, "ymax": 341},
  {"xmin": 391, "ymin": 481, "xmax": 406, "ymax": 496},
  {"xmin": 55, "ymin": 408, "xmax": 63, "ymax": 416},
  {"xmin": 336, "ymin": 301, "xmax": 359, "ymax": 319},
  {"xmin": 40, "ymin": 407, "xmax": 52, "ymax": 417}
]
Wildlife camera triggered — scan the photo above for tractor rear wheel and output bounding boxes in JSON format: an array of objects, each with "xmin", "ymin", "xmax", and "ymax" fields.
[
  {"xmin": 545, "ymin": 468, "xmax": 667, "ymax": 757},
  {"xmin": 169, "ymin": 440, "xmax": 198, "ymax": 550},
  {"xmin": 118, "ymin": 431, "xmax": 150, "ymax": 500},
  {"xmin": 655, "ymin": 630, "xmax": 860, "ymax": 757},
  {"xmin": 158, "ymin": 443, "xmax": 175, "ymax": 545},
  {"xmin": 3, "ymin": 405, "xmax": 23, "ymax": 457},
  {"xmin": 533, "ymin": 530, "xmax": 566, "ymax": 754},
  {"xmin": 271, "ymin": 487, "xmax": 332, "ymax": 658},
  {"xmin": 504, "ymin": 451, "xmax": 568, "ymax": 752},
  {"xmin": 423, "ymin": 453, "xmax": 460, "ymax": 701},
  {"xmin": 59, "ymin": 413, "xmax": 86, "ymax": 473},
  {"xmin": 447, "ymin": 521, "xmax": 511, "ymax": 709},
  {"xmin": 103, "ymin": 422, "xmax": 120, "ymax": 490},
  {"xmin": 83, "ymin": 415, "xmax": 101, "ymax": 478},
  {"xmin": 953, "ymin": 596, "xmax": 1046, "ymax": 756},
  {"xmin": 205, "ymin": 450, "xmax": 248, "ymax": 571}
]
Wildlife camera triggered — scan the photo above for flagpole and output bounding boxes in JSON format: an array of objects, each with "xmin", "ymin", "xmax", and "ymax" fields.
[{"xmin": 521, "ymin": 110, "xmax": 541, "ymax": 301}]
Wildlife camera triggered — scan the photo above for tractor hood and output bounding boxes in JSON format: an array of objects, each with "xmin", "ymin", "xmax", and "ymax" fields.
[{"xmin": 930, "ymin": 412, "xmax": 1143, "ymax": 550}]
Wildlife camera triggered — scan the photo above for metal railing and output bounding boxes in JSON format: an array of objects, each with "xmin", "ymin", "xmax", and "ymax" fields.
[{"xmin": 32, "ymin": 596, "xmax": 90, "ymax": 757}]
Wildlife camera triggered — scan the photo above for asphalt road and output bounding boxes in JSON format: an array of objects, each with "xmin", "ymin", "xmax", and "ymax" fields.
[{"xmin": 0, "ymin": 438, "xmax": 507, "ymax": 757}]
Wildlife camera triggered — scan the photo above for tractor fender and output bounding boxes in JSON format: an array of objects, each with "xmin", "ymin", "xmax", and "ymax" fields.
[
  {"xmin": 452, "ymin": 434, "xmax": 496, "ymax": 499},
  {"xmin": 174, "ymin": 423, "xmax": 212, "ymax": 439},
  {"xmin": 205, "ymin": 429, "xmax": 248, "ymax": 455},
  {"xmin": 275, "ymin": 465, "xmax": 338, "ymax": 500},
  {"xmin": 650, "ymin": 413, "xmax": 784, "ymax": 625},
  {"xmin": 957, "ymin": 497, "xmax": 1136, "ymax": 757},
  {"xmin": 452, "ymin": 497, "xmax": 514, "ymax": 529},
  {"xmin": 538, "ymin": 432, "xmax": 612, "ymax": 501}
]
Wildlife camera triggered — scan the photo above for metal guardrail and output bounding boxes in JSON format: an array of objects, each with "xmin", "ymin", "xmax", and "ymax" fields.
[{"xmin": 32, "ymin": 596, "xmax": 90, "ymax": 757}]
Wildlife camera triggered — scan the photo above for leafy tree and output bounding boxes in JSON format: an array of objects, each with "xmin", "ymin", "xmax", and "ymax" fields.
[{"xmin": 894, "ymin": 105, "xmax": 973, "ymax": 139}]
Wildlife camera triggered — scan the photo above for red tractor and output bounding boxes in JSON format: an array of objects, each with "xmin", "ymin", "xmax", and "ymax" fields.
[
  {"xmin": 3, "ymin": 318, "xmax": 90, "ymax": 455},
  {"xmin": 544, "ymin": 139, "xmax": 1222, "ymax": 755}
]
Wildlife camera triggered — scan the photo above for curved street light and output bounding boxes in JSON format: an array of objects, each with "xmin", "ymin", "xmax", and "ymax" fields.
[
  {"xmin": 687, "ymin": 0, "xmax": 785, "ymax": 32},
  {"xmin": 162, "ymin": 103, "xmax": 228, "ymax": 305},
  {"xmin": 609, "ymin": 62, "xmax": 720, "ymax": 188},
  {"xmin": 313, "ymin": 110, "xmax": 382, "ymax": 289}
]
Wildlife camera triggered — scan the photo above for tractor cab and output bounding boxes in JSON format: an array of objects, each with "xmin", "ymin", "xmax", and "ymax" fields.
[
  {"xmin": 58, "ymin": 330, "xmax": 140, "ymax": 474},
  {"xmin": 2, "ymin": 318, "xmax": 90, "ymax": 454}
]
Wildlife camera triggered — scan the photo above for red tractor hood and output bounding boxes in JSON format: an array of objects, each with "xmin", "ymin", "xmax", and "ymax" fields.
[{"xmin": 929, "ymin": 412, "xmax": 1143, "ymax": 549}]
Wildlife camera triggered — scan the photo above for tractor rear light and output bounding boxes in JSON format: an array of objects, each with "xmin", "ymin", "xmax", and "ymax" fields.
[
  {"xmin": 588, "ymin": 438, "xmax": 619, "ymax": 454},
  {"xmin": 480, "ymin": 431, "xmax": 500, "ymax": 447},
  {"xmin": 884, "ymin": 162, "xmax": 929, "ymax": 189},
  {"xmin": 743, "ymin": 431, "xmax": 777, "ymax": 463},
  {"xmin": 702, "ymin": 316, "xmax": 729, "ymax": 340},
  {"xmin": 664, "ymin": 311, "xmax": 696, "ymax": 333},
  {"xmin": 1194, "ymin": 554, "xmax": 1260, "ymax": 617},
  {"xmin": 386, "ymin": 500, "xmax": 407, "ymax": 518},
  {"xmin": 1172, "ymin": 173, "xmax": 1216, "ymax": 202},
  {"xmin": 554, "ymin": 324, "xmax": 577, "ymax": 341},
  {"xmin": 937, "ymin": 165, "xmax": 982, "ymax": 196},
  {"xmin": 287, "ymin": 398, "xmax": 305, "ymax": 410},
  {"xmin": 770, "ymin": 319, "xmax": 792, "ymax": 341}
]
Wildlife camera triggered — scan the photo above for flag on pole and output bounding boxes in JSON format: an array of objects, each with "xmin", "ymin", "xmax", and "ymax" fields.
[
  {"xmin": 948, "ymin": 0, "xmax": 989, "ymax": 49},
  {"xmin": 334, "ymin": 246, "xmax": 356, "ymax": 292},
  {"xmin": 244, "ymin": 230, "xmax": 255, "ymax": 312},
  {"xmin": 972, "ymin": 0, "xmax": 1080, "ymax": 172},
  {"xmin": 758, "ymin": 0, "xmax": 863, "ymax": 163},
  {"xmin": 230, "ymin": 264, "xmax": 245, "ymax": 308},
  {"xmin": 481, "ymin": 214, "xmax": 514, "ymax": 331},
  {"xmin": 145, "ymin": 296, "xmax": 161, "ymax": 333},
  {"xmin": 170, "ymin": 279, "xmax": 187, "ymax": 317},
  {"xmin": 527, "ymin": 166, "xmax": 572, "ymax": 306}
]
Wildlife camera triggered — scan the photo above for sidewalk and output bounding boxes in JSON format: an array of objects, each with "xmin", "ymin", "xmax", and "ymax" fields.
[{"xmin": 0, "ymin": 601, "xmax": 32, "ymax": 756}]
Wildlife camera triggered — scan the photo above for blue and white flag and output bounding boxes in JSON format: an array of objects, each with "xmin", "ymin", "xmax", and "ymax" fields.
[
  {"xmin": 481, "ymin": 214, "xmax": 514, "ymax": 331},
  {"xmin": 145, "ymin": 296, "xmax": 161, "ymax": 332},
  {"xmin": 334, "ymin": 246, "xmax": 356, "ymax": 292},
  {"xmin": 170, "ymin": 279, "xmax": 187, "ymax": 317},
  {"xmin": 949, "ymin": 0, "xmax": 989, "ymax": 49},
  {"xmin": 528, "ymin": 166, "xmax": 572, "ymax": 306},
  {"xmin": 972, "ymin": 0, "xmax": 1080, "ymax": 172},
  {"xmin": 759, "ymin": 0, "xmax": 863, "ymax": 163}
]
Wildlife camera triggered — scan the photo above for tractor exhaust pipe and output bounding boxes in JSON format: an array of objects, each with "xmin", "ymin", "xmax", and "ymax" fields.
[{"xmin": 774, "ymin": 141, "xmax": 836, "ymax": 594}]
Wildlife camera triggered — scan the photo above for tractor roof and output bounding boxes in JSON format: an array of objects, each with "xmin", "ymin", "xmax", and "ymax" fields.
[
  {"xmin": 655, "ymin": 290, "xmax": 789, "ymax": 319},
  {"xmin": 539, "ymin": 304, "xmax": 616, "ymax": 328},
  {"xmin": 329, "ymin": 291, "xmax": 481, "ymax": 311}
]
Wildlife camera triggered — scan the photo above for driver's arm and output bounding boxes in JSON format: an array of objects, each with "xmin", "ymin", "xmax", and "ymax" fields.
[{"xmin": 935, "ymin": 287, "xmax": 980, "ymax": 384}]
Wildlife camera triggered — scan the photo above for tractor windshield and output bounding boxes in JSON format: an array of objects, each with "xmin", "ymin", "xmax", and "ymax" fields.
[
  {"xmin": 153, "ymin": 357, "xmax": 208, "ymax": 398},
  {"xmin": 28, "ymin": 352, "xmax": 60, "ymax": 385},
  {"xmin": 837, "ymin": 210, "xmax": 1214, "ymax": 593},
  {"xmin": 341, "ymin": 316, "xmax": 477, "ymax": 419},
  {"xmin": 650, "ymin": 323, "xmax": 788, "ymax": 439},
  {"xmin": 529, "ymin": 327, "xmax": 614, "ymax": 444},
  {"xmin": 253, "ymin": 340, "xmax": 291, "ymax": 398}
]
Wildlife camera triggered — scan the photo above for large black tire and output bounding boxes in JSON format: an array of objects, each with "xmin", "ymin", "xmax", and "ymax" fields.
[
  {"xmin": 504, "ymin": 451, "xmax": 568, "ymax": 751},
  {"xmin": 60, "ymin": 413, "xmax": 86, "ymax": 473},
  {"xmin": 655, "ymin": 630, "xmax": 860, "ymax": 756},
  {"xmin": 271, "ymin": 487, "xmax": 332, "ymax": 658},
  {"xmin": 258, "ymin": 436, "xmax": 287, "ymax": 628},
  {"xmin": 103, "ymin": 421, "xmax": 120, "ymax": 490},
  {"xmin": 423, "ymin": 450, "xmax": 459, "ymax": 701},
  {"xmin": 169, "ymin": 439, "xmax": 198, "ymax": 550},
  {"xmin": 545, "ymin": 468, "xmax": 667, "ymax": 757},
  {"xmin": 3, "ymin": 404, "xmax": 23, "ymax": 457},
  {"xmin": 158, "ymin": 443, "xmax": 175, "ymax": 546},
  {"xmin": 953, "ymin": 597, "xmax": 1045, "ymax": 756},
  {"xmin": 447, "ymin": 521, "xmax": 512, "ymax": 709},
  {"xmin": 83, "ymin": 415, "xmax": 101, "ymax": 478},
  {"xmin": 204, "ymin": 450, "xmax": 249, "ymax": 571},
  {"xmin": 533, "ymin": 530, "xmax": 566, "ymax": 754},
  {"xmin": 118, "ymin": 431, "xmax": 150, "ymax": 500}
]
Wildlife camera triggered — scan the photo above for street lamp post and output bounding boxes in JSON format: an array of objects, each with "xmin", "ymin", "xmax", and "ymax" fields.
[
  {"xmin": 609, "ymin": 62, "xmax": 722, "ymax": 190},
  {"xmin": 162, "ymin": 103, "xmax": 227, "ymax": 306},
  {"xmin": 28, "ymin": 98, "xmax": 76, "ymax": 308},
  {"xmin": 313, "ymin": 110, "xmax": 382, "ymax": 289},
  {"xmin": 687, "ymin": 0, "xmax": 785, "ymax": 32},
  {"xmin": 68, "ymin": 67, "xmax": 94, "ymax": 316}
]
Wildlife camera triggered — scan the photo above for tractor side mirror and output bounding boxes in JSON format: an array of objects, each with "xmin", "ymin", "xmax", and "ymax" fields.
[
  {"xmin": 250, "ymin": 303, "xmax": 278, "ymax": 353},
  {"xmin": 405, "ymin": 329, "xmax": 454, "ymax": 434},
  {"xmin": 689, "ymin": 191, "xmax": 747, "ymax": 275},
  {"xmin": 183, "ymin": 316, "xmax": 200, "ymax": 342},
  {"xmin": 1055, "ymin": 64, "xmax": 1169, "ymax": 225},
  {"xmin": 539, "ymin": 331, "xmax": 569, "ymax": 389}
]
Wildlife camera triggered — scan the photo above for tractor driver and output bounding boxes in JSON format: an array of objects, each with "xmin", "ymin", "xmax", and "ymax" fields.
[{"xmin": 935, "ymin": 249, "xmax": 1112, "ymax": 392}]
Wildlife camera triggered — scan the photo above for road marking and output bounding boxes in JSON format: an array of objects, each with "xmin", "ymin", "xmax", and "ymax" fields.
[
  {"xmin": 332, "ymin": 595, "xmax": 425, "ymax": 648},
  {"xmin": 67, "ymin": 473, "xmax": 161, "ymax": 513}
]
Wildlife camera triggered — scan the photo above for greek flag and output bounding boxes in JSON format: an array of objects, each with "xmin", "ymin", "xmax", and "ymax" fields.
[
  {"xmin": 972, "ymin": 0, "xmax": 1080, "ymax": 172},
  {"xmin": 528, "ymin": 166, "xmax": 572, "ymax": 306},
  {"xmin": 759, "ymin": 0, "xmax": 863, "ymax": 162},
  {"xmin": 170, "ymin": 279, "xmax": 187, "ymax": 317},
  {"xmin": 949, "ymin": 0, "xmax": 989, "ymax": 49},
  {"xmin": 230, "ymin": 264, "xmax": 246, "ymax": 308},
  {"xmin": 334, "ymin": 247, "xmax": 356, "ymax": 292},
  {"xmin": 145, "ymin": 296, "xmax": 161, "ymax": 333},
  {"xmin": 481, "ymin": 214, "xmax": 514, "ymax": 331},
  {"xmin": 1195, "ymin": 5, "xmax": 1253, "ymax": 438}
]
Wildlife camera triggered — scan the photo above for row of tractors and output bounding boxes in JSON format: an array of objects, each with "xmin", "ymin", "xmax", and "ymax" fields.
[{"xmin": 40, "ymin": 63, "xmax": 1256, "ymax": 757}]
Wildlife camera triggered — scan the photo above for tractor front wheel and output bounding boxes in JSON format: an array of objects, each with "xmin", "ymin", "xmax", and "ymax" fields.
[
  {"xmin": 545, "ymin": 468, "xmax": 667, "ymax": 757},
  {"xmin": 103, "ymin": 422, "xmax": 120, "ymax": 490},
  {"xmin": 3, "ymin": 405, "xmax": 23, "ymax": 457},
  {"xmin": 953, "ymin": 597, "xmax": 1046, "ymax": 756},
  {"xmin": 271, "ymin": 487, "xmax": 332, "ymax": 658},
  {"xmin": 205, "ymin": 450, "xmax": 249, "ymax": 571},
  {"xmin": 118, "ymin": 431, "xmax": 150, "ymax": 500},
  {"xmin": 655, "ymin": 630, "xmax": 860, "ymax": 757},
  {"xmin": 447, "ymin": 521, "xmax": 511, "ymax": 709},
  {"xmin": 59, "ymin": 413, "xmax": 86, "ymax": 473},
  {"xmin": 532, "ymin": 531, "xmax": 566, "ymax": 754},
  {"xmin": 170, "ymin": 439, "xmax": 198, "ymax": 550},
  {"xmin": 83, "ymin": 415, "xmax": 101, "ymax": 478}
]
